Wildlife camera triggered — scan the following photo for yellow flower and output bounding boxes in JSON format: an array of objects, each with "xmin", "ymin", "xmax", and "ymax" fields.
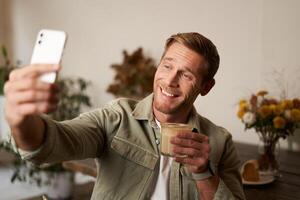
[
  {"xmin": 259, "ymin": 105, "xmax": 272, "ymax": 118},
  {"xmin": 239, "ymin": 99, "xmax": 247, "ymax": 106},
  {"xmin": 269, "ymin": 104, "xmax": 276, "ymax": 112},
  {"xmin": 273, "ymin": 116, "xmax": 286, "ymax": 129},
  {"xmin": 257, "ymin": 90, "xmax": 268, "ymax": 96},
  {"xmin": 239, "ymin": 102, "xmax": 248, "ymax": 111},
  {"xmin": 281, "ymin": 100, "xmax": 293, "ymax": 109},
  {"xmin": 291, "ymin": 109, "xmax": 300, "ymax": 122},
  {"xmin": 270, "ymin": 103, "xmax": 284, "ymax": 115},
  {"xmin": 237, "ymin": 109, "xmax": 246, "ymax": 119},
  {"xmin": 237, "ymin": 100, "xmax": 249, "ymax": 119},
  {"xmin": 273, "ymin": 104, "xmax": 284, "ymax": 115}
]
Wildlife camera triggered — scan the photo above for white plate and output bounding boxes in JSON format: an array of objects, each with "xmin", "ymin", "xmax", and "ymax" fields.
[
  {"xmin": 240, "ymin": 160, "xmax": 276, "ymax": 185},
  {"xmin": 242, "ymin": 174, "xmax": 275, "ymax": 185}
]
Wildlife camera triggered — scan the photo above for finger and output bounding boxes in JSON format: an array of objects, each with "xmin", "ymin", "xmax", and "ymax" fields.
[
  {"xmin": 5, "ymin": 79, "xmax": 57, "ymax": 93},
  {"xmin": 18, "ymin": 102, "xmax": 58, "ymax": 115},
  {"xmin": 173, "ymin": 146, "xmax": 202, "ymax": 157},
  {"xmin": 10, "ymin": 90, "xmax": 59, "ymax": 104},
  {"xmin": 174, "ymin": 156, "xmax": 207, "ymax": 168},
  {"xmin": 9, "ymin": 64, "xmax": 60, "ymax": 81},
  {"xmin": 176, "ymin": 131, "xmax": 209, "ymax": 143},
  {"xmin": 171, "ymin": 137, "xmax": 203, "ymax": 150}
]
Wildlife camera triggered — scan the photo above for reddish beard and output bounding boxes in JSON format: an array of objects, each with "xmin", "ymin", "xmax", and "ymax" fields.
[
  {"xmin": 153, "ymin": 84, "xmax": 185, "ymax": 114},
  {"xmin": 153, "ymin": 81, "xmax": 199, "ymax": 115}
]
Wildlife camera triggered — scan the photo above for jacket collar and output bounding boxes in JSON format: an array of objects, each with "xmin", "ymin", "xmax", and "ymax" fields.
[
  {"xmin": 131, "ymin": 93, "xmax": 154, "ymax": 121},
  {"xmin": 186, "ymin": 107, "xmax": 202, "ymax": 133}
]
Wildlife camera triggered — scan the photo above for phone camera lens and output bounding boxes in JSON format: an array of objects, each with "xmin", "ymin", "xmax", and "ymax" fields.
[
  {"xmin": 40, "ymin": 33, "xmax": 44, "ymax": 37},
  {"xmin": 38, "ymin": 40, "xmax": 42, "ymax": 44}
]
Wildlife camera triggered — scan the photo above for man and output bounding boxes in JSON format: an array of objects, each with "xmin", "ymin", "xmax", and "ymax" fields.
[{"xmin": 4, "ymin": 32, "xmax": 245, "ymax": 199}]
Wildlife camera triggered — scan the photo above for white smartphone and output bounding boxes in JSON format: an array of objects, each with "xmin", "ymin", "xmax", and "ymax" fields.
[{"xmin": 30, "ymin": 29, "xmax": 67, "ymax": 83}]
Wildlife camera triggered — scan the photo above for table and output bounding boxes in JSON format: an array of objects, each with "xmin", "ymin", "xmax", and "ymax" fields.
[
  {"xmin": 28, "ymin": 142, "xmax": 300, "ymax": 200},
  {"xmin": 26, "ymin": 182, "xmax": 94, "ymax": 200},
  {"xmin": 235, "ymin": 142, "xmax": 300, "ymax": 200}
]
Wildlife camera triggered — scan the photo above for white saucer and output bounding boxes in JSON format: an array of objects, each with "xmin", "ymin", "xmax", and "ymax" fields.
[
  {"xmin": 242, "ymin": 174, "xmax": 275, "ymax": 185},
  {"xmin": 240, "ymin": 160, "xmax": 276, "ymax": 185}
]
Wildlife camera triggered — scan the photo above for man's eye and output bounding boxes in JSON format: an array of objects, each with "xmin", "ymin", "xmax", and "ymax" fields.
[
  {"xmin": 163, "ymin": 65, "xmax": 171, "ymax": 69},
  {"xmin": 183, "ymin": 73, "xmax": 192, "ymax": 80}
]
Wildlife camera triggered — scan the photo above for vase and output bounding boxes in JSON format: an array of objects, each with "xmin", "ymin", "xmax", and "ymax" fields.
[
  {"xmin": 0, "ymin": 96, "xmax": 10, "ymax": 141},
  {"xmin": 257, "ymin": 136, "xmax": 280, "ymax": 175},
  {"xmin": 45, "ymin": 171, "xmax": 74, "ymax": 199}
]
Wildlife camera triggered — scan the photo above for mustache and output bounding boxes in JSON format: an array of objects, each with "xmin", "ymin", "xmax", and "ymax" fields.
[{"xmin": 159, "ymin": 83, "xmax": 182, "ymax": 96}]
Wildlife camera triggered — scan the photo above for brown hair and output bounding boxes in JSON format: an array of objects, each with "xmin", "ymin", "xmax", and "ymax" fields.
[{"xmin": 162, "ymin": 32, "xmax": 220, "ymax": 80}]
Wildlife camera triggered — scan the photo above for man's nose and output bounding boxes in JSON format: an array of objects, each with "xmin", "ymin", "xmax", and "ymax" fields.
[{"xmin": 165, "ymin": 70, "xmax": 179, "ymax": 87}]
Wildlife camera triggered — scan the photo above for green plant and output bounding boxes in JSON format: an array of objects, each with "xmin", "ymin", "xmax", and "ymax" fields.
[
  {"xmin": 0, "ymin": 46, "xmax": 18, "ymax": 95},
  {"xmin": 50, "ymin": 77, "xmax": 92, "ymax": 120},
  {"xmin": 0, "ymin": 76, "xmax": 92, "ymax": 186},
  {"xmin": 107, "ymin": 47, "xmax": 157, "ymax": 99}
]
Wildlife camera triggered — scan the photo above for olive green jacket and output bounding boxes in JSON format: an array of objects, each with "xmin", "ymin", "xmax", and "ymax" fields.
[{"xmin": 19, "ymin": 94, "xmax": 245, "ymax": 200}]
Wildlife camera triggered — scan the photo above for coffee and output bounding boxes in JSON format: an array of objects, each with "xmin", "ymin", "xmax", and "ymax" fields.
[{"xmin": 160, "ymin": 123, "xmax": 193, "ymax": 157}]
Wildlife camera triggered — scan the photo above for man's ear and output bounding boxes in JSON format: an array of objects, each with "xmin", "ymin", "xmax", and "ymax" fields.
[{"xmin": 200, "ymin": 78, "xmax": 215, "ymax": 96}]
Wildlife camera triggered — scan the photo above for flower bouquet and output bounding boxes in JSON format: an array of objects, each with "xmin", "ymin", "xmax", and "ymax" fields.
[{"xmin": 237, "ymin": 91, "xmax": 300, "ymax": 173}]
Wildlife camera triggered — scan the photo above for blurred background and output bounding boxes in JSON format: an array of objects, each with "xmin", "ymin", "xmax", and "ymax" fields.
[{"xmin": 0, "ymin": 0, "xmax": 299, "ymax": 199}]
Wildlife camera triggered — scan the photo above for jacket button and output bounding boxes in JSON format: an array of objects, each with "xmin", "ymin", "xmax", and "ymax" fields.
[{"xmin": 155, "ymin": 139, "xmax": 160, "ymax": 145}]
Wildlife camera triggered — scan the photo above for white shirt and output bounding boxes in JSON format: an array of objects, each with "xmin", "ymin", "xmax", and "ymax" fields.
[{"xmin": 151, "ymin": 120, "xmax": 173, "ymax": 200}]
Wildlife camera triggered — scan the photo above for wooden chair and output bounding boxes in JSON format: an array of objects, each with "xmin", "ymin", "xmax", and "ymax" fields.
[{"xmin": 62, "ymin": 159, "xmax": 97, "ymax": 178}]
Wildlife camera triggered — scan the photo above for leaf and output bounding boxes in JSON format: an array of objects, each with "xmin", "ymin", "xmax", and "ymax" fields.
[
  {"xmin": 11, "ymin": 170, "xmax": 20, "ymax": 183},
  {"xmin": 1, "ymin": 46, "xmax": 7, "ymax": 59},
  {"xmin": 107, "ymin": 47, "xmax": 156, "ymax": 98}
]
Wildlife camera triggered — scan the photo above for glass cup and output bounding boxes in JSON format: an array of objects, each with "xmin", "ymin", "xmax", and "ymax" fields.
[{"xmin": 160, "ymin": 123, "xmax": 193, "ymax": 157}]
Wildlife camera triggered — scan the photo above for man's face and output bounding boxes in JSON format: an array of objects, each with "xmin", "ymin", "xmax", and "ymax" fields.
[{"xmin": 153, "ymin": 42, "xmax": 207, "ymax": 116}]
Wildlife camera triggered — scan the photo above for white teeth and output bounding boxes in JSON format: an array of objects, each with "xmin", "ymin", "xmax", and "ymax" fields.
[{"xmin": 162, "ymin": 89, "xmax": 174, "ymax": 97}]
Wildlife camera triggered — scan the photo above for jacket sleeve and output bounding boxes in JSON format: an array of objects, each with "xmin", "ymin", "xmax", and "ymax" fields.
[
  {"xmin": 214, "ymin": 134, "xmax": 246, "ymax": 200},
  {"xmin": 13, "ymin": 105, "xmax": 121, "ymax": 165}
]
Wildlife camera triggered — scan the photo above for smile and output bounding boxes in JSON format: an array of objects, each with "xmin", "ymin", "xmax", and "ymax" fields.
[
  {"xmin": 162, "ymin": 89, "xmax": 174, "ymax": 97},
  {"xmin": 160, "ymin": 87, "xmax": 179, "ymax": 97}
]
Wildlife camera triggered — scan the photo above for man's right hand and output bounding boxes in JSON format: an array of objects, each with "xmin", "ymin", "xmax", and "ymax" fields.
[{"xmin": 4, "ymin": 64, "xmax": 60, "ymax": 150}]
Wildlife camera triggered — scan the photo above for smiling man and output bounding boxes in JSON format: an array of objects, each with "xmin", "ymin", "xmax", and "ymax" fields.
[
  {"xmin": 4, "ymin": 32, "xmax": 245, "ymax": 200},
  {"xmin": 153, "ymin": 41, "xmax": 213, "ymax": 122}
]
